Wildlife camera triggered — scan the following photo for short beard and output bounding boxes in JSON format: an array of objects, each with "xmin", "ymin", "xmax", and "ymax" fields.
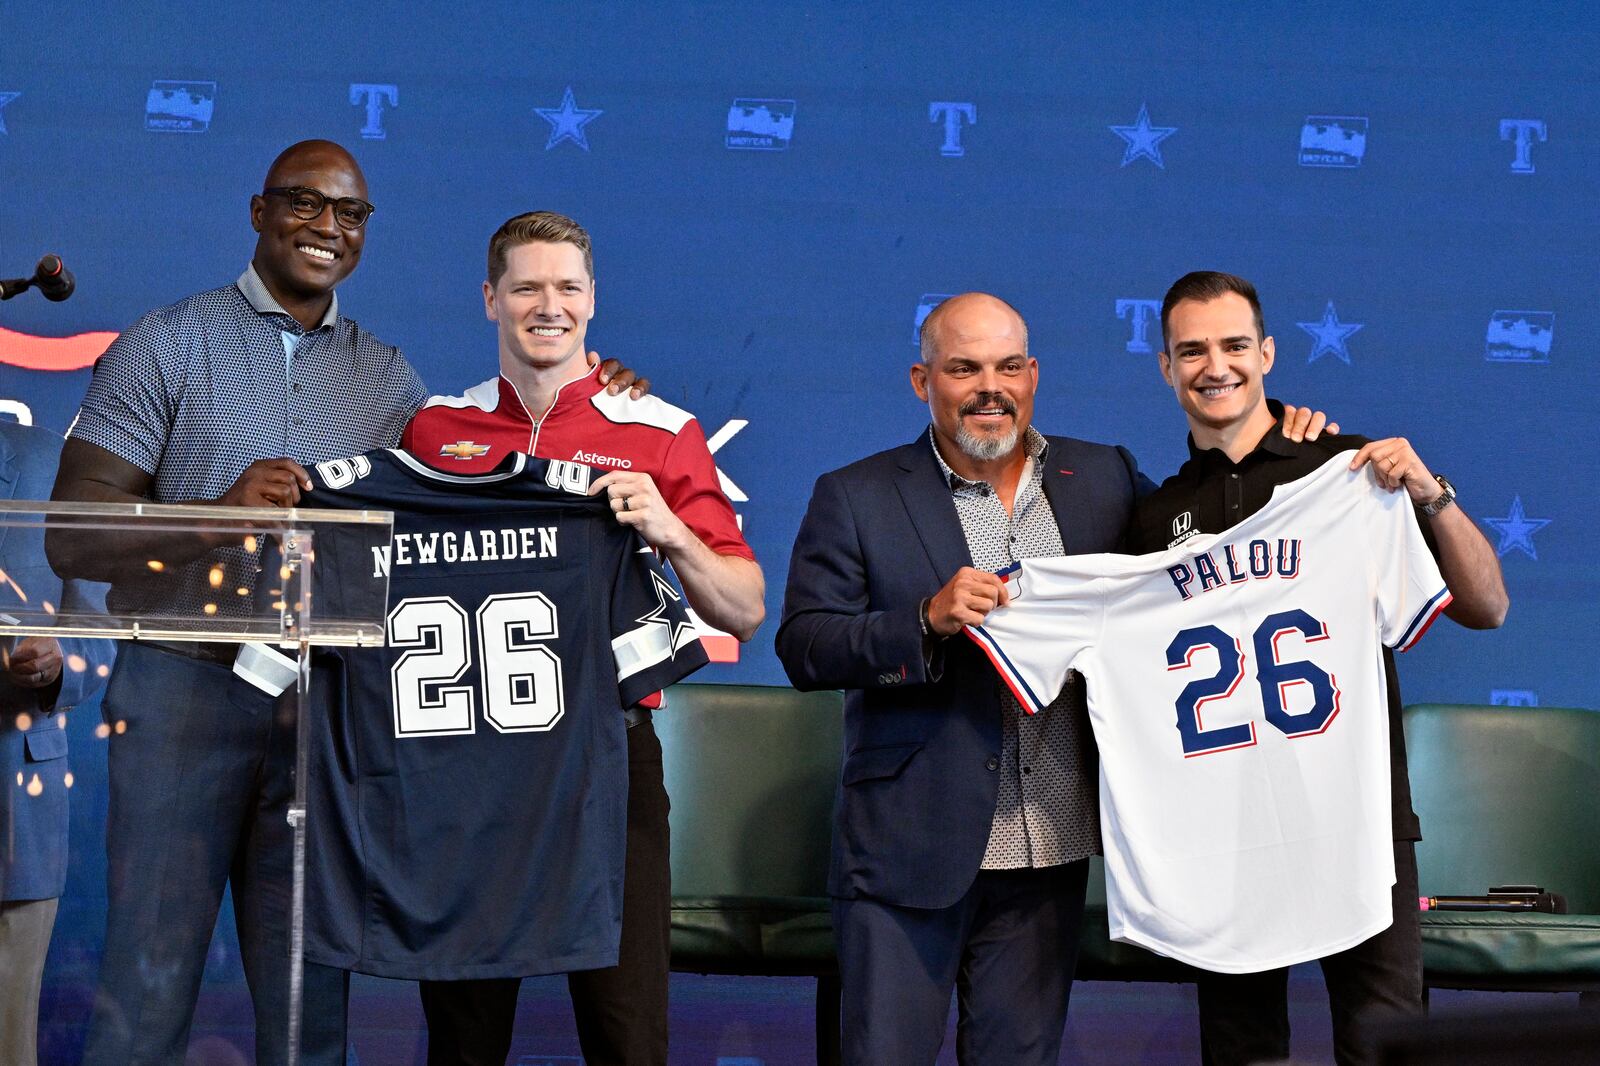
[
  {"xmin": 954, "ymin": 423, "xmax": 1019, "ymax": 463},
  {"xmin": 950, "ymin": 390, "xmax": 1021, "ymax": 462}
]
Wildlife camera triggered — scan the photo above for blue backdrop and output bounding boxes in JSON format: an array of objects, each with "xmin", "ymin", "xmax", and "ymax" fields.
[{"xmin": 2, "ymin": 1, "xmax": 1593, "ymax": 1055}]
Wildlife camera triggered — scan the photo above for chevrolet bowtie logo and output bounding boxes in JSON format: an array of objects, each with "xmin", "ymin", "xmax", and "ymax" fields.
[{"xmin": 439, "ymin": 441, "xmax": 490, "ymax": 460}]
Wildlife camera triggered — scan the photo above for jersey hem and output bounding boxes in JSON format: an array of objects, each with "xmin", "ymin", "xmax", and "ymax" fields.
[
  {"xmin": 1108, "ymin": 911, "xmax": 1395, "ymax": 974},
  {"xmin": 304, "ymin": 944, "xmax": 621, "ymax": 981}
]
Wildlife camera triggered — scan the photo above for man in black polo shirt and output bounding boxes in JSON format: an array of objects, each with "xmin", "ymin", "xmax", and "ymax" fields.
[{"xmin": 1126, "ymin": 271, "xmax": 1509, "ymax": 1066}]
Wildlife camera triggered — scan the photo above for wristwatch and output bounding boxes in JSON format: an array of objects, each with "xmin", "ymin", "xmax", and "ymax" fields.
[{"xmin": 1420, "ymin": 474, "xmax": 1457, "ymax": 517}]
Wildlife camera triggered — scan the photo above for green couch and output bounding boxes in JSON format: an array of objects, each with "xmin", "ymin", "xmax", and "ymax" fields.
[
  {"xmin": 1405, "ymin": 703, "xmax": 1600, "ymax": 1001},
  {"xmin": 660, "ymin": 687, "xmax": 1600, "ymax": 1064}
]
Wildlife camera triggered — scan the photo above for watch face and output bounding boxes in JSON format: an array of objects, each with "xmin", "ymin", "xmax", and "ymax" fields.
[{"xmin": 1424, "ymin": 476, "xmax": 1456, "ymax": 515}]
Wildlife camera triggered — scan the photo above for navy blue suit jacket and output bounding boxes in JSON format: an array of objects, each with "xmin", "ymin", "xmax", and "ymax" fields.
[
  {"xmin": 0, "ymin": 420, "xmax": 113, "ymax": 901},
  {"xmin": 776, "ymin": 430, "xmax": 1149, "ymax": 909}
]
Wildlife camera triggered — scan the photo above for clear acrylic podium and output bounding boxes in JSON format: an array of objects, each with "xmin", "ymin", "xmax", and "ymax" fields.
[{"xmin": 0, "ymin": 498, "xmax": 392, "ymax": 1066}]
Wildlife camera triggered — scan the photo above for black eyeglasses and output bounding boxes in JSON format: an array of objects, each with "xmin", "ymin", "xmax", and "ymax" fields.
[{"xmin": 262, "ymin": 186, "xmax": 376, "ymax": 230}]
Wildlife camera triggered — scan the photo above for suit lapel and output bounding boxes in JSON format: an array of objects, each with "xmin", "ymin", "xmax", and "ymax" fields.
[
  {"xmin": 1040, "ymin": 436, "xmax": 1085, "ymax": 553},
  {"xmin": 0, "ymin": 430, "xmax": 19, "ymax": 559},
  {"xmin": 895, "ymin": 434, "xmax": 973, "ymax": 580}
]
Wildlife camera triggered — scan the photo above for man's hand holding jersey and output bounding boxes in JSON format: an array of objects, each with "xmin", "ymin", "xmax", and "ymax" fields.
[
  {"xmin": 219, "ymin": 458, "xmax": 314, "ymax": 508},
  {"xmin": 1348, "ymin": 436, "xmax": 1508, "ymax": 629},
  {"xmin": 1348, "ymin": 437, "xmax": 1439, "ymax": 502},
  {"xmin": 590, "ymin": 469, "xmax": 766, "ymax": 642},
  {"xmin": 593, "ymin": 470, "xmax": 689, "ymax": 552},
  {"xmin": 5, "ymin": 636, "xmax": 63, "ymax": 690},
  {"xmin": 925, "ymin": 566, "xmax": 1011, "ymax": 638}
]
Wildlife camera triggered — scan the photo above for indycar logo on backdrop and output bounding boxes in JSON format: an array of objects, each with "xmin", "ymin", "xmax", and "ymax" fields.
[
  {"xmin": 534, "ymin": 86, "xmax": 603, "ymax": 151},
  {"xmin": 1499, "ymin": 119, "xmax": 1546, "ymax": 174},
  {"xmin": 1109, "ymin": 103, "xmax": 1177, "ymax": 169},
  {"xmin": 0, "ymin": 92, "xmax": 19, "ymax": 134},
  {"xmin": 726, "ymin": 98, "xmax": 795, "ymax": 151},
  {"xmin": 351, "ymin": 83, "xmax": 398, "ymax": 140},
  {"xmin": 930, "ymin": 102, "xmax": 976, "ymax": 157},
  {"xmin": 1485, "ymin": 311, "xmax": 1553, "ymax": 364},
  {"xmin": 1298, "ymin": 115, "xmax": 1367, "ymax": 167},
  {"xmin": 145, "ymin": 80, "xmax": 216, "ymax": 133}
]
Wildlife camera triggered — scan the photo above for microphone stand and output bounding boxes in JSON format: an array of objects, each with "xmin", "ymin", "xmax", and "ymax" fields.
[{"xmin": 0, "ymin": 276, "xmax": 36, "ymax": 300}]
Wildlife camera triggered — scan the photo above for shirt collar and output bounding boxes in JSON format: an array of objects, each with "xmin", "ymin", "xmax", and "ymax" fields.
[
  {"xmin": 1185, "ymin": 398, "xmax": 1300, "ymax": 471},
  {"xmin": 498, "ymin": 362, "xmax": 603, "ymax": 425},
  {"xmin": 236, "ymin": 263, "xmax": 340, "ymax": 331},
  {"xmin": 928, "ymin": 424, "xmax": 1048, "ymax": 490}
]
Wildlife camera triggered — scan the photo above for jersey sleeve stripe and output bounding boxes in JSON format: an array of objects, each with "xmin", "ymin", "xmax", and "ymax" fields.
[
  {"xmin": 613, "ymin": 621, "xmax": 675, "ymax": 683},
  {"xmin": 233, "ymin": 641, "xmax": 298, "ymax": 696},
  {"xmin": 1394, "ymin": 587, "xmax": 1453, "ymax": 652},
  {"xmin": 963, "ymin": 624, "xmax": 1048, "ymax": 715}
]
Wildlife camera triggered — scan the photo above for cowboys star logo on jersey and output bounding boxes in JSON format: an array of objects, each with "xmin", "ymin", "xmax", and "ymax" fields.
[{"xmin": 639, "ymin": 571, "xmax": 698, "ymax": 659}]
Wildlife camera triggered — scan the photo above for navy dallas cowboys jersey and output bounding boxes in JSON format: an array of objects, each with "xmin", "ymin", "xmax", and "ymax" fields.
[{"xmin": 298, "ymin": 448, "xmax": 707, "ymax": 980}]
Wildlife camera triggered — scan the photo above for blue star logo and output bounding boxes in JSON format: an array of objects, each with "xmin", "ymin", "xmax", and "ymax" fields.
[
  {"xmin": 1297, "ymin": 301, "xmax": 1364, "ymax": 364},
  {"xmin": 1109, "ymin": 103, "xmax": 1177, "ymax": 169},
  {"xmin": 0, "ymin": 92, "xmax": 19, "ymax": 135},
  {"xmin": 1482, "ymin": 496, "xmax": 1551, "ymax": 560},
  {"xmin": 534, "ymin": 86, "xmax": 602, "ymax": 151},
  {"xmin": 638, "ymin": 571, "xmax": 695, "ymax": 659}
]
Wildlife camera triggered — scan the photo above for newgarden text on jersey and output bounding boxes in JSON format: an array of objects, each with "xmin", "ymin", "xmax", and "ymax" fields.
[{"xmin": 370, "ymin": 525, "xmax": 560, "ymax": 577}]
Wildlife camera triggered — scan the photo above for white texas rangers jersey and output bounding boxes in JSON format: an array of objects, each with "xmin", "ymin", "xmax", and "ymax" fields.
[{"xmin": 967, "ymin": 453, "xmax": 1450, "ymax": 973}]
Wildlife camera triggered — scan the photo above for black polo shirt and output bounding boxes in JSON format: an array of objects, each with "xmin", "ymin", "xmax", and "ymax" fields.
[{"xmin": 1126, "ymin": 407, "xmax": 1433, "ymax": 841}]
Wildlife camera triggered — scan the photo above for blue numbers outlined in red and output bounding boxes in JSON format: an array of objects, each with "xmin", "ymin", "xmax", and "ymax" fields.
[{"xmin": 1166, "ymin": 610, "xmax": 1341, "ymax": 757}]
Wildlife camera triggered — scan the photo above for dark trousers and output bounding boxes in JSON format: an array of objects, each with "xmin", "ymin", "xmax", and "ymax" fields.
[
  {"xmin": 835, "ymin": 859, "xmax": 1090, "ymax": 1066},
  {"xmin": 1197, "ymin": 840, "xmax": 1424, "ymax": 1066},
  {"xmin": 418, "ymin": 717, "xmax": 672, "ymax": 1065},
  {"xmin": 82, "ymin": 645, "xmax": 349, "ymax": 1066}
]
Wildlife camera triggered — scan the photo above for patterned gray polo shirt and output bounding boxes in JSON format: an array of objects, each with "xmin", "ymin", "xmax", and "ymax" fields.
[
  {"xmin": 928, "ymin": 426, "xmax": 1100, "ymax": 870},
  {"xmin": 69, "ymin": 265, "xmax": 428, "ymax": 617}
]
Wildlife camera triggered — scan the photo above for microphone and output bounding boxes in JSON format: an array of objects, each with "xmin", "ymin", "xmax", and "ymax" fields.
[
  {"xmin": 0, "ymin": 254, "xmax": 76, "ymax": 302},
  {"xmin": 1420, "ymin": 892, "xmax": 1567, "ymax": 913},
  {"xmin": 32, "ymin": 255, "xmax": 74, "ymax": 301}
]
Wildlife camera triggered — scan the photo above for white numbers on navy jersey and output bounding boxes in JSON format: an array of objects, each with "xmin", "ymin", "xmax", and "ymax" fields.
[
  {"xmin": 388, "ymin": 597, "xmax": 475, "ymax": 736},
  {"xmin": 388, "ymin": 592, "xmax": 566, "ymax": 737},
  {"xmin": 477, "ymin": 593, "xmax": 564, "ymax": 731},
  {"xmin": 1165, "ymin": 609, "xmax": 1341, "ymax": 757},
  {"xmin": 543, "ymin": 459, "xmax": 592, "ymax": 495},
  {"xmin": 314, "ymin": 454, "xmax": 374, "ymax": 490}
]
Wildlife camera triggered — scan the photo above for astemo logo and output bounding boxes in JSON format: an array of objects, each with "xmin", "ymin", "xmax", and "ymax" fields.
[{"xmin": 570, "ymin": 448, "xmax": 632, "ymax": 469}]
